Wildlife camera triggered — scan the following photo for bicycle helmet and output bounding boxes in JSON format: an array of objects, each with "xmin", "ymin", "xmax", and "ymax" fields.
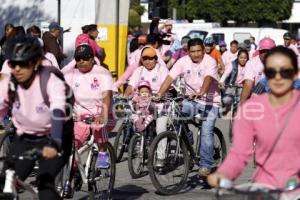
[
  {"xmin": 204, "ymin": 37, "xmax": 215, "ymax": 45},
  {"xmin": 7, "ymin": 35, "xmax": 44, "ymax": 62}
]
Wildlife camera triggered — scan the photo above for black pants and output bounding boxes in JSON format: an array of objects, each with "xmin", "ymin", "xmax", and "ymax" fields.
[{"xmin": 8, "ymin": 135, "xmax": 66, "ymax": 200}]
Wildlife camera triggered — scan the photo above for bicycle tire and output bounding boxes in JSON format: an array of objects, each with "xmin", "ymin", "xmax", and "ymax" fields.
[
  {"xmin": 128, "ymin": 134, "xmax": 145, "ymax": 179},
  {"xmin": 0, "ymin": 131, "xmax": 13, "ymax": 172},
  {"xmin": 213, "ymin": 127, "xmax": 227, "ymax": 166},
  {"xmin": 89, "ymin": 142, "xmax": 116, "ymax": 200},
  {"xmin": 113, "ymin": 124, "xmax": 126, "ymax": 162},
  {"xmin": 148, "ymin": 131, "xmax": 189, "ymax": 195}
]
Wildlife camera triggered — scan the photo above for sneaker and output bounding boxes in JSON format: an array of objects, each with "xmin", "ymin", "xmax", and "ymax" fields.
[
  {"xmin": 198, "ymin": 167, "xmax": 210, "ymax": 177},
  {"xmin": 96, "ymin": 152, "xmax": 110, "ymax": 169},
  {"xmin": 155, "ymin": 158, "xmax": 165, "ymax": 168}
]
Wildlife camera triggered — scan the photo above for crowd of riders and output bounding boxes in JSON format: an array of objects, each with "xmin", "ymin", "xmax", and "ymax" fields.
[{"xmin": 1, "ymin": 16, "xmax": 300, "ymax": 199}]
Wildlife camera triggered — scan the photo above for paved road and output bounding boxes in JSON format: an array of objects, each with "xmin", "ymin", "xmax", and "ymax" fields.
[
  {"xmin": 15, "ymin": 118, "xmax": 254, "ymax": 199},
  {"xmin": 70, "ymin": 118, "xmax": 254, "ymax": 200}
]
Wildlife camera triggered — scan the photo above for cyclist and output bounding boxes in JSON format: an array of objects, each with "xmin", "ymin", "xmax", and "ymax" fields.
[
  {"xmin": 156, "ymin": 38, "xmax": 221, "ymax": 176},
  {"xmin": 239, "ymin": 37, "xmax": 276, "ymax": 104},
  {"xmin": 221, "ymin": 40, "xmax": 238, "ymax": 66},
  {"xmin": 128, "ymin": 34, "xmax": 147, "ymax": 66},
  {"xmin": 203, "ymin": 37, "xmax": 225, "ymax": 74},
  {"xmin": 166, "ymin": 35, "xmax": 190, "ymax": 69},
  {"xmin": 124, "ymin": 46, "xmax": 169, "ymax": 167},
  {"xmin": 0, "ymin": 35, "xmax": 69, "ymax": 199},
  {"xmin": 219, "ymin": 49, "xmax": 249, "ymax": 111},
  {"xmin": 115, "ymin": 34, "xmax": 167, "ymax": 89},
  {"xmin": 63, "ymin": 44, "xmax": 114, "ymax": 168},
  {"xmin": 283, "ymin": 32, "xmax": 300, "ymax": 68},
  {"xmin": 219, "ymin": 40, "xmax": 227, "ymax": 55},
  {"xmin": 208, "ymin": 46, "xmax": 300, "ymax": 188}
]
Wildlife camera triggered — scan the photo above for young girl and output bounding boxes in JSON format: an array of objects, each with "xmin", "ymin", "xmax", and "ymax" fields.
[{"xmin": 132, "ymin": 80, "xmax": 154, "ymax": 132}]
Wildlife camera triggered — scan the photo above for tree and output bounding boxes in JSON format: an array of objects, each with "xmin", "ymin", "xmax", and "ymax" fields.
[
  {"xmin": 184, "ymin": 0, "xmax": 293, "ymax": 26},
  {"xmin": 128, "ymin": 0, "xmax": 145, "ymax": 29}
]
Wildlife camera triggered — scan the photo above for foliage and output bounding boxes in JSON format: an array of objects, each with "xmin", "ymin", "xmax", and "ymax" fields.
[
  {"xmin": 129, "ymin": 0, "xmax": 145, "ymax": 28},
  {"xmin": 168, "ymin": 0, "xmax": 294, "ymax": 25},
  {"xmin": 128, "ymin": 9, "xmax": 141, "ymax": 28}
]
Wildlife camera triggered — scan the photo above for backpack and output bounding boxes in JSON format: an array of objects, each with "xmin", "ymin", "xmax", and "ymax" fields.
[{"xmin": 8, "ymin": 66, "xmax": 74, "ymax": 156}]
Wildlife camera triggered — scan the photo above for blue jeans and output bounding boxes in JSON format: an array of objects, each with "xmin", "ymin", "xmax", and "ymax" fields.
[{"xmin": 182, "ymin": 100, "xmax": 219, "ymax": 171}]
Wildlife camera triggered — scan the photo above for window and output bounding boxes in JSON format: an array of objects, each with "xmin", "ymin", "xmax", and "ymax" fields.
[
  {"xmin": 212, "ymin": 33, "xmax": 225, "ymax": 45},
  {"xmin": 233, "ymin": 32, "xmax": 251, "ymax": 43},
  {"xmin": 187, "ymin": 31, "xmax": 208, "ymax": 40}
]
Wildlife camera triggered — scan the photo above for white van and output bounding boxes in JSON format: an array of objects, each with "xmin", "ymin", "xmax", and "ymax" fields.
[{"xmin": 186, "ymin": 27, "xmax": 287, "ymax": 47}]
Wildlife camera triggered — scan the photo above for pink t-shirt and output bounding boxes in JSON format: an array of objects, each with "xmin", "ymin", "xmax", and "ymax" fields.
[
  {"xmin": 169, "ymin": 54, "xmax": 221, "ymax": 107},
  {"xmin": 128, "ymin": 63, "xmax": 169, "ymax": 94},
  {"xmin": 222, "ymin": 50, "xmax": 238, "ymax": 66},
  {"xmin": 242, "ymin": 55, "xmax": 264, "ymax": 86},
  {"xmin": 172, "ymin": 48, "xmax": 188, "ymax": 61},
  {"xmin": 63, "ymin": 64, "xmax": 114, "ymax": 116},
  {"xmin": 115, "ymin": 49, "xmax": 167, "ymax": 89},
  {"xmin": 44, "ymin": 52, "xmax": 59, "ymax": 69},
  {"xmin": 0, "ymin": 73, "xmax": 66, "ymax": 136},
  {"xmin": 221, "ymin": 61, "xmax": 247, "ymax": 86},
  {"xmin": 128, "ymin": 48, "xmax": 141, "ymax": 66},
  {"xmin": 218, "ymin": 91, "xmax": 300, "ymax": 188}
]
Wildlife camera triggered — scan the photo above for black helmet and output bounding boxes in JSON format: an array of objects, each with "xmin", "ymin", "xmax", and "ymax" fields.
[{"xmin": 6, "ymin": 35, "xmax": 44, "ymax": 62}]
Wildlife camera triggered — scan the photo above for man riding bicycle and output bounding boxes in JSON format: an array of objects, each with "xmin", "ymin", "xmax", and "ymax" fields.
[{"xmin": 157, "ymin": 38, "xmax": 221, "ymax": 177}]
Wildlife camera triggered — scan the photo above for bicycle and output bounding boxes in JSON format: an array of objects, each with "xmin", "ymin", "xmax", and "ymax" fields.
[
  {"xmin": 127, "ymin": 110, "xmax": 156, "ymax": 179},
  {"xmin": 0, "ymin": 148, "xmax": 54, "ymax": 200},
  {"xmin": 215, "ymin": 178, "xmax": 300, "ymax": 200},
  {"xmin": 220, "ymin": 84, "xmax": 243, "ymax": 142},
  {"xmin": 56, "ymin": 114, "xmax": 116, "ymax": 200},
  {"xmin": 147, "ymin": 95, "xmax": 227, "ymax": 195},
  {"xmin": 113, "ymin": 95, "xmax": 135, "ymax": 162}
]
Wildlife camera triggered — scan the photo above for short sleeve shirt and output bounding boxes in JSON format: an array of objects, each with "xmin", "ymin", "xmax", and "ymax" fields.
[
  {"xmin": 128, "ymin": 64, "xmax": 169, "ymax": 94},
  {"xmin": 169, "ymin": 54, "xmax": 221, "ymax": 107},
  {"xmin": 63, "ymin": 64, "xmax": 114, "ymax": 116},
  {"xmin": 243, "ymin": 56, "xmax": 264, "ymax": 86}
]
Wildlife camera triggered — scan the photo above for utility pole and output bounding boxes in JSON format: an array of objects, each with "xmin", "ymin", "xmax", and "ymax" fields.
[{"xmin": 58, "ymin": 0, "xmax": 61, "ymax": 24}]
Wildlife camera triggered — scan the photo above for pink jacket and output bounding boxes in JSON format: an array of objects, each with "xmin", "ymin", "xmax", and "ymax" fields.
[
  {"xmin": 218, "ymin": 91, "xmax": 300, "ymax": 187},
  {"xmin": 75, "ymin": 33, "xmax": 101, "ymax": 58}
]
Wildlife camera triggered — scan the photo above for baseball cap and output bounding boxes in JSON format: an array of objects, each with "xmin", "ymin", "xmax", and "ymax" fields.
[
  {"xmin": 48, "ymin": 22, "xmax": 62, "ymax": 31},
  {"xmin": 137, "ymin": 80, "xmax": 152, "ymax": 91},
  {"xmin": 283, "ymin": 32, "xmax": 292, "ymax": 40},
  {"xmin": 141, "ymin": 46, "xmax": 157, "ymax": 57},
  {"xmin": 74, "ymin": 44, "xmax": 94, "ymax": 61},
  {"xmin": 258, "ymin": 37, "xmax": 276, "ymax": 50},
  {"xmin": 219, "ymin": 40, "xmax": 227, "ymax": 47}
]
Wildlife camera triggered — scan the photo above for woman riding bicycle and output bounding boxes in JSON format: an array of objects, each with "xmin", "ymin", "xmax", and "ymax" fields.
[
  {"xmin": 0, "ymin": 35, "xmax": 69, "ymax": 199},
  {"xmin": 208, "ymin": 46, "xmax": 300, "ymax": 188},
  {"xmin": 63, "ymin": 44, "xmax": 114, "ymax": 169}
]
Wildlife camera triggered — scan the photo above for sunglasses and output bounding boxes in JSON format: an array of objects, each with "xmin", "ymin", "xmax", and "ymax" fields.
[
  {"xmin": 75, "ymin": 56, "xmax": 92, "ymax": 62},
  {"xmin": 142, "ymin": 56, "xmax": 157, "ymax": 61},
  {"xmin": 8, "ymin": 61, "xmax": 31, "ymax": 69},
  {"xmin": 264, "ymin": 68, "xmax": 295, "ymax": 79}
]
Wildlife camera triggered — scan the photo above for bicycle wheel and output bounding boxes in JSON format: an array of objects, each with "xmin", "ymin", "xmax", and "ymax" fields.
[
  {"xmin": 213, "ymin": 128, "xmax": 227, "ymax": 167},
  {"xmin": 0, "ymin": 131, "xmax": 13, "ymax": 171},
  {"xmin": 113, "ymin": 124, "xmax": 125, "ymax": 162},
  {"xmin": 89, "ymin": 142, "xmax": 116, "ymax": 200},
  {"xmin": 148, "ymin": 131, "xmax": 189, "ymax": 195},
  {"xmin": 128, "ymin": 134, "xmax": 145, "ymax": 179}
]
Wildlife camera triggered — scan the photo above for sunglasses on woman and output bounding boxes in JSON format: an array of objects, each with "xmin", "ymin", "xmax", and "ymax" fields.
[
  {"xmin": 142, "ymin": 56, "xmax": 158, "ymax": 61},
  {"xmin": 75, "ymin": 55, "xmax": 92, "ymax": 62},
  {"xmin": 264, "ymin": 67, "xmax": 295, "ymax": 79},
  {"xmin": 8, "ymin": 61, "xmax": 31, "ymax": 69}
]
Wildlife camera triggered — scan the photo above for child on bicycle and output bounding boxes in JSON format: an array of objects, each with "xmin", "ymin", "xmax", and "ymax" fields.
[{"xmin": 132, "ymin": 81, "xmax": 155, "ymax": 132}]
